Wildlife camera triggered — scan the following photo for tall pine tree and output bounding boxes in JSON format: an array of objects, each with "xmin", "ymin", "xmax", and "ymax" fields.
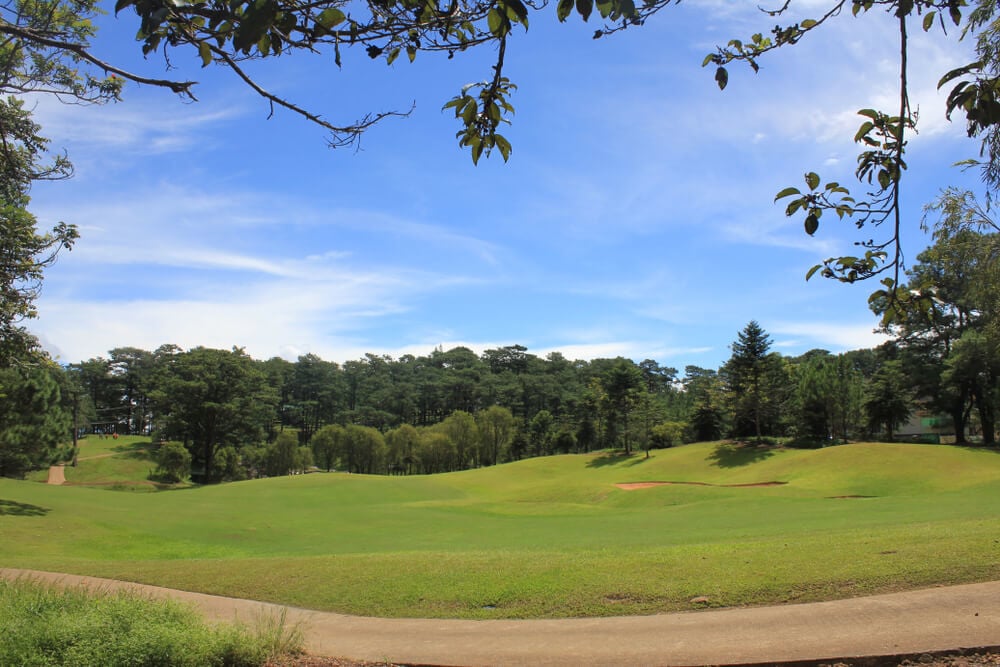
[{"xmin": 724, "ymin": 321, "xmax": 785, "ymax": 442}]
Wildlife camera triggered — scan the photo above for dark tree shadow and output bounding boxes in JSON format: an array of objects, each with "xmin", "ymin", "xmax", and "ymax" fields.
[
  {"xmin": 707, "ymin": 441, "xmax": 775, "ymax": 468},
  {"xmin": 586, "ymin": 451, "xmax": 647, "ymax": 468},
  {"xmin": 112, "ymin": 441, "xmax": 155, "ymax": 461},
  {"xmin": 956, "ymin": 444, "xmax": 1000, "ymax": 455},
  {"xmin": 0, "ymin": 499, "xmax": 50, "ymax": 516}
]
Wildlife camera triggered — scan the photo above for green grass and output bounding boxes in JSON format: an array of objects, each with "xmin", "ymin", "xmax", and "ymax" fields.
[
  {"xmin": 26, "ymin": 436, "xmax": 191, "ymax": 491},
  {"xmin": 2, "ymin": 441, "xmax": 999, "ymax": 618},
  {"xmin": 0, "ymin": 576, "xmax": 303, "ymax": 666}
]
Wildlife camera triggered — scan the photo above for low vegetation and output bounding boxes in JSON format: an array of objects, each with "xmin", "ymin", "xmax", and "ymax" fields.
[
  {"xmin": 0, "ymin": 577, "xmax": 303, "ymax": 666},
  {"xmin": 3, "ymin": 441, "xmax": 999, "ymax": 619}
]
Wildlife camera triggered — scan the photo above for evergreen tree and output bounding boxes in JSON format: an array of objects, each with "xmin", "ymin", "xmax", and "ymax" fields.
[
  {"xmin": 0, "ymin": 364, "xmax": 70, "ymax": 477},
  {"xmin": 723, "ymin": 321, "xmax": 784, "ymax": 441},
  {"xmin": 864, "ymin": 360, "xmax": 913, "ymax": 441}
]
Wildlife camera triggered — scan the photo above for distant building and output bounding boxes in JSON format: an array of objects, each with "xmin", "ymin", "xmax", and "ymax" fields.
[{"xmin": 895, "ymin": 411, "xmax": 954, "ymax": 444}]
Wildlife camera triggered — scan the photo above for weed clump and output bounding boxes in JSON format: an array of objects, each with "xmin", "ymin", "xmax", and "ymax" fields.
[{"xmin": 0, "ymin": 577, "xmax": 303, "ymax": 666}]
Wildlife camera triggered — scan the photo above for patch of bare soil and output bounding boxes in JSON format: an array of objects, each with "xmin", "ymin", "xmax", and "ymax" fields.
[
  {"xmin": 45, "ymin": 466, "xmax": 65, "ymax": 485},
  {"xmin": 615, "ymin": 480, "xmax": 787, "ymax": 490},
  {"xmin": 819, "ymin": 652, "xmax": 1000, "ymax": 667}
]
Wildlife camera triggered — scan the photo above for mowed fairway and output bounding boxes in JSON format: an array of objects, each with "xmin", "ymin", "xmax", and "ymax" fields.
[{"xmin": 2, "ymin": 442, "xmax": 999, "ymax": 619}]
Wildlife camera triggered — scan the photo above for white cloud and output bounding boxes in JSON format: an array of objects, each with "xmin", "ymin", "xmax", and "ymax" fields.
[
  {"xmin": 26, "ymin": 93, "xmax": 244, "ymax": 156},
  {"xmin": 771, "ymin": 321, "xmax": 891, "ymax": 353}
]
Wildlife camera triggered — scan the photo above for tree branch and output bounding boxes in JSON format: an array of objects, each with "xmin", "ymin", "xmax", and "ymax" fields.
[
  {"xmin": 0, "ymin": 22, "xmax": 197, "ymax": 98},
  {"xmin": 208, "ymin": 44, "xmax": 411, "ymax": 148}
]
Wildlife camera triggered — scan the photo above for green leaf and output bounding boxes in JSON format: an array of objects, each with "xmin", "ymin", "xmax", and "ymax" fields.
[
  {"xmin": 557, "ymin": 0, "xmax": 574, "ymax": 21},
  {"xmin": 615, "ymin": 0, "xmax": 635, "ymax": 19},
  {"xmin": 805, "ymin": 264, "xmax": 822, "ymax": 281},
  {"xmin": 495, "ymin": 134, "xmax": 512, "ymax": 161},
  {"xmin": 505, "ymin": 0, "xmax": 529, "ymax": 23},
  {"xmin": 701, "ymin": 53, "xmax": 715, "ymax": 67},
  {"xmin": 576, "ymin": 0, "xmax": 593, "ymax": 21},
  {"xmin": 785, "ymin": 199, "xmax": 803, "ymax": 217},
  {"xmin": 804, "ymin": 171, "xmax": 820, "ymax": 190},
  {"xmin": 854, "ymin": 121, "xmax": 875, "ymax": 142},
  {"xmin": 386, "ymin": 47, "xmax": 400, "ymax": 65},
  {"xmin": 317, "ymin": 7, "xmax": 346, "ymax": 28},
  {"xmin": 198, "ymin": 41, "xmax": 212, "ymax": 66},
  {"xmin": 922, "ymin": 11, "xmax": 935, "ymax": 31},
  {"xmin": 804, "ymin": 213, "xmax": 819, "ymax": 236},
  {"xmin": 774, "ymin": 186, "xmax": 801, "ymax": 201},
  {"xmin": 487, "ymin": 8, "xmax": 505, "ymax": 34},
  {"xmin": 949, "ymin": 4, "xmax": 961, "ymax": 25},
  {"xmin": 715, "ymin": 66, "xmax": 728, "ymax": 90},
  {"xmin": 938, "ymin": 63, "xmax": 977, "ymax": 89},
  {"xmin": 800, "ymin": 18, "xmax": 816, "ymax": 29}
]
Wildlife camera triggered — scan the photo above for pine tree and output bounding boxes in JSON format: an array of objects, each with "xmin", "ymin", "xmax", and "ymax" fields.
[
  {"xmin": 724, "ymin": 321, "xmax": 779, "ymax": 442},
  {"xmin": 0, "ymin": 365, "xmax": 70, "ymax": 477}
]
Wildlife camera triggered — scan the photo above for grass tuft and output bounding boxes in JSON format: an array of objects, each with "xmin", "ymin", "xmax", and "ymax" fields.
[
  {"xmin": 0, "ymin": 577, "xmax": 303, "ymax": 666},
  {"xmin": 251, "ymin": 607, "xmax": 306, "ymax": 662}
]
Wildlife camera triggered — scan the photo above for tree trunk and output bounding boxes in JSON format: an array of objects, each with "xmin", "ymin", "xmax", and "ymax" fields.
[{"xmin": 949, "ymin": 402, "xmax": 967, "ymax": 445}]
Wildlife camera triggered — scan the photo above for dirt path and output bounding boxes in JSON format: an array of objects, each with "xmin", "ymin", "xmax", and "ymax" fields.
[
  {"xmin": 45, "ymin": 466, "xmax": 65, "ymax": 485},
  {"xmin": 2, "ymin": 568, "xmax": 999, "ymax": 666}
]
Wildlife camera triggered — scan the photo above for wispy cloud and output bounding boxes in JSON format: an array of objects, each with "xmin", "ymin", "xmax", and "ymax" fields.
[
  {"xmin": 771, "ymin": 321, "xmax": 890, "ymax": 353},
  {"xmin": 26, "ymin": 93, "xmax": 245, "ymax": 156}
]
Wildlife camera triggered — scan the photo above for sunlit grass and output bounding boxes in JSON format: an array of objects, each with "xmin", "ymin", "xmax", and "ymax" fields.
[
  {"xmin": 2, "ymin": 442, "xmax": 999, "ymax": 618},
  {"xmin": 0, "ymin": 577, "xmax": 303, "ymax": 666}
]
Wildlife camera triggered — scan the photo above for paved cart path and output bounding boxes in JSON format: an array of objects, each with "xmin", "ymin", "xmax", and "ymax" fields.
[{"xmin": 3, "ymin": 568, "xmax": 999, "ymax": 666}]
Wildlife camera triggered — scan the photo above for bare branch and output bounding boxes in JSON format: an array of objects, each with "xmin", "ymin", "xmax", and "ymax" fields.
[
  {"xmin": 208, "ymin": 44, "xmax": 411, "ymax": 148},
  {"xmin": 0, "ymin": 22, "xmax": 198, "ymax": 98}
]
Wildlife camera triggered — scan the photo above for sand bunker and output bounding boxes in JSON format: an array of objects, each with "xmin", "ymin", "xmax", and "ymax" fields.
[{"xmin": 615, "ymin": 480, "xmax": 787, "ymax": 490}]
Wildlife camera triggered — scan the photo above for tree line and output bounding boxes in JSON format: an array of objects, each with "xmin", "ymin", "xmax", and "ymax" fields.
[
  {"xmin": 0, "ymin": 328, "xmax": 933, "ymax": 481},
  {"xmin": 7, "ymin": 192, "xmax": 1000, "ymax": 481}
]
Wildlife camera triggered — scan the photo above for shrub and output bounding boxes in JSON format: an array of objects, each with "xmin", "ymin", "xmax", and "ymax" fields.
[{"xmin": 152, "ymin": 441, "xmax": 191, "ymax": 483}]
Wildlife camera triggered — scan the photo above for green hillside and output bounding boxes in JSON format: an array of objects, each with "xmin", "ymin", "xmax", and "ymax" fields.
[{"xmin": 2, "ymin": 442, "xmax": 999, "ymax": 618}]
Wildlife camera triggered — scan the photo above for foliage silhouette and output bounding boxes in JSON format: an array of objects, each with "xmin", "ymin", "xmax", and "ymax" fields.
[{"xmin": 111, "ymin": 440, "xmax": 155, "ymax": 461}]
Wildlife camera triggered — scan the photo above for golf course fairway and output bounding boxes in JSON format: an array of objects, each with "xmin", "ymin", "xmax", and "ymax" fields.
[{"xmin": 1, "ymin": 441, "xmax": 998, "ymax": 619}]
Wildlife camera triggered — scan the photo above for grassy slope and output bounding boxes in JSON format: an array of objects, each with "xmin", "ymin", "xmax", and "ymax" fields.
[
  {"xmin": 25, "ymin": 436, "xmax": 184, "ymax": 490},
  {"xmin": 2, "ymin": 442, "xmax": 999, "ymax": 618}
]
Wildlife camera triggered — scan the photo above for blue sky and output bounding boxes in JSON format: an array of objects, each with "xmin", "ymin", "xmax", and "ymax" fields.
[{"xmin": 26, "ymin": 1, "xmax": 982, "ymax": 370}]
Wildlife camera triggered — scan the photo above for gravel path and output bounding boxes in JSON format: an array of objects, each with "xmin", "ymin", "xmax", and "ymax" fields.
[{"xmin": 3, "ymin": 568, "xmax": 999, "ymax": 666}]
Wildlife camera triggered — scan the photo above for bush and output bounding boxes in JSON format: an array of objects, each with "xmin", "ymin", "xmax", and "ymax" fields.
[{"xmin": 152, "ymin": 441, "xmax": 191, "ymax": 483}]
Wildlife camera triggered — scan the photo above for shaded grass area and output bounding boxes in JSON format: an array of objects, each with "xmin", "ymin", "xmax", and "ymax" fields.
[
  {"xmin": 0, "ymin": 577, "xmax": 303, "ymax": 666},
  {"xmin": 2, "ymin": 442, "xmax": 999, "ymax": 618},
  {"xmin": 27, "ymin": 436, "xmax": 192, "ymax": 491}
]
